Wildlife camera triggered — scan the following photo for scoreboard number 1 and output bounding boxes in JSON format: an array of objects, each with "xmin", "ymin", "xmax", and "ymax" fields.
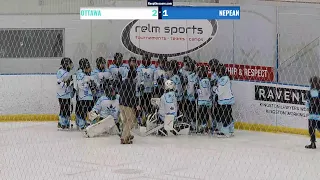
[{"xmin": 162, "ymin": 10, "xmax": 168, "ymax": 16}]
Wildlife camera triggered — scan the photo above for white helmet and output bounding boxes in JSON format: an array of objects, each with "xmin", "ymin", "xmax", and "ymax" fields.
[{"xmin": 165, "ymin": 80, "xmax": 175, "ymax": 91}]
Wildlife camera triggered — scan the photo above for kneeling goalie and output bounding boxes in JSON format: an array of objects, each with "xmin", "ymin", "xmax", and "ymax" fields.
[{"xmin": 85, "ymin": 81, "xmax": 121, "ymax": 138}]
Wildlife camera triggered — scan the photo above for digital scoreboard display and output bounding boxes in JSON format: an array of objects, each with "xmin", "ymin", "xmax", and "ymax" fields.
[{"xmin": 80, "ymin": 0, "xmax": 240, "ymax": 20}]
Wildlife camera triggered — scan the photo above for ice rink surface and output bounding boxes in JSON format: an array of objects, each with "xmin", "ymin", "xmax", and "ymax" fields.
[{"xmin": 0, "ymin": 122, "xmax": 320, "ymax": 180}]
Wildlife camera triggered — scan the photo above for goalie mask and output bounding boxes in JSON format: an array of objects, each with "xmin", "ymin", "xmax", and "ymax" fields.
[
  {"xmin": 142, "ymin": 54, "xmax": 151, "ymax": 67},
  {"xmin": 79, "ymin": 58, "xmax": 91, "ymax": 75},
  {"xmin": 96, "ymin": 57, "xmax": 106, "ymax": 71},
  {"xmin": 103, "ymin": 81, "xmax": 116, "ymax": 100},
  {"xmin": 165, "ymin": 80, "xmax": 175, "ymax": 91},
  {"xmin": 114, "ymin": 52, "xmax": 123, "ymax": 66},
  {"xmin": 60, "ymin": 57, "xmax": 73, "ymax": 72}
]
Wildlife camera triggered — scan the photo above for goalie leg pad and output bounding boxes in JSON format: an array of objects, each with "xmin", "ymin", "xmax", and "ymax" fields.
[{"xmin": 84, "ymin": 115, "xmax": 116, "ymax": 138}]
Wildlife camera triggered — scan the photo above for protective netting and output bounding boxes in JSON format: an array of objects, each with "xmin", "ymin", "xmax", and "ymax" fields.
[{"xmin": 1, "ymin": 0, "xmax": 320, "ymax": 179}]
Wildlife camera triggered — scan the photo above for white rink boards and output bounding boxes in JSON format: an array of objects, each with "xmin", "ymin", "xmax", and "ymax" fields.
[{"xmin": 0, "ymin": 122, "xmax": 319, "ymax": 180}]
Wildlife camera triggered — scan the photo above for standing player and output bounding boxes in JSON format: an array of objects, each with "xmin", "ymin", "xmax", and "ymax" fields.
[
  {"xmin": 209, "ymin": 59, "xmax": 220, "ymax": 132},
  {"xmin": 196, "ymin": 66, "xmax": 212, "ymax": 133},
  {"xmin": 109, "ymin": 53, "xmax": 129, "ymax": 87},
  {"xmin": 56, "ymin": 57, "xmax": 74, "ymax": 129},
  {"xmin": 154, "ymin": 56, "xmax": 167, "ymax": 97},
  {"xmin": 179, "ymin": 56, "xmax": 192, "ymax": 84},
  {"xmin": 185, "ymin": 61, "xmax": 198, "ymax": 125},
  {"xmin": 75, "ymin": 58, "xmax": 95, "ymax": 130},
  {"xmin": 158, "ymin": 80, "xmax": 178, "ymax": 135},
  {"xmin": 216, "ymin": 64, "xmax": 235, "ymax": 137},
  {"xmin": 136, "ymin": 54, "xmax": 156, "ymax": 116},
  {"xmin": 305, "ymin": 76, "xmax": 320, "ymax": 149},
  {"xmin": 167, "ymin": 60, "xmax": 183, "ymax": 114},
  {"xmin": 91, "ymin": 57, "xmax": 111, "ymax": 103}
]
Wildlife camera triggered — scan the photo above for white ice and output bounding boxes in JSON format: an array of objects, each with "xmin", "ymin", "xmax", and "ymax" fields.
[{"xmin": 0, "ymin": 122, "xmax": 319, "ymax": 180}]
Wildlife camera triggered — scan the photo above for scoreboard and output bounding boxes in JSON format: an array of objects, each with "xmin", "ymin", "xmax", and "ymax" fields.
[{"xmin": 80, "ymin": 6, "xmax": 240, "ymax": 20}]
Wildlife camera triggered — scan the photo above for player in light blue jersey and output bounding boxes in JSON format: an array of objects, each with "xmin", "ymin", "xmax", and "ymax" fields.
[
  {"xmin": 185, "ymin": 61, "xmax": 198, "ymax": 124},
  {"xmin": 195, "ymin": 66, "xmax": 212, "ymax": 133},
  {"xmin": 179, "ymin": 56, "xmax": 192, "ymax": 85},
  {"xmin": 91, "ymin": 57, "xmax": 111, "ymax": 103},
  {"xmin": 109, "ymin": 53, "xmax": 129, "ymax": 88},
  {"xmin": 75, "ymin": 58, "xmax": 95, "ymax": 129},
  {"xmin": 216, "ymin": 64, "xmax": 235, "ymax": 137},
  {"xmin": 136, "ymin": 54, "xmax": 156, "ymax": 115},
  {"xmin": 88, "ymin": 81, "xmax": 121, "ymax": 135},
  {"xmin": 167, "ymin": 60, "xmax": 183, "ymax": 113},
  {"xmin": 159, "ymin": 80, "xmax": 178, "ymax": 122},
  {"xmin": 154, "ymin": 56, "xmax": 167, "ymax": 97},
  {"xmin": 56, "ymin": 57, "xmax": 74, "ymax": 129},
  {"xmin": 209, "ymin": 59, "xmax": 220, "ymax": 132}
]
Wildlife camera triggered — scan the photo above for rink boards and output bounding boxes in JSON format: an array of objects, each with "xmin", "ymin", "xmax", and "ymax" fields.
[{"xmin": 0, "ymin": 75, "xmax": 315, "ymax": 137}]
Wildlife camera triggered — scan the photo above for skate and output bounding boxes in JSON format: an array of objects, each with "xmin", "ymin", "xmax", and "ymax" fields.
[
  {"xmin": 305, "ymin": 142, "xmax": 316, "ymax": 149},
  {"xmin": 121, "ymin": 137, "xmax": 133, "ymax": 144},
  {"xmin": 218, "ymin": 126, "xmax": 231, "ymax": 138},
  {"xmin": 129, "ymin": 135, "xmax": 134, "ymax": 140}
]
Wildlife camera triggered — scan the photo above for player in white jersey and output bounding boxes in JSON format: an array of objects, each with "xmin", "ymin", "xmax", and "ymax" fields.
[
  {"xmin": 196, "ymin": 66, "xmax": 212, "ymax": 133},
  {"xmin": 136, "ymin": 54, "xmax": 156, "ymax": 115},
  {"xmin": 154, "ymin": 56, "xmax": 167, "ymax": 97},
  {"xmin": 91, "ymin": 57, "xmax": 111, "ymax": 103},
  {"xmin": 75, "ymin": 58, "xmax": 95, "ymax": 130},
  {"xmin": 86, "ymin": 81, "xmax": 121, "ymax": 138},
  {"xmin": 56, "ymin": 57, "xmax": 74, "ymax": 129},
  {"xmin": 185, "ymin": 61, "xmax": 198, "ymax": 124},
  {"xmin": 216, "ymin": 64, "xmax": 235, "ymax": 137}
]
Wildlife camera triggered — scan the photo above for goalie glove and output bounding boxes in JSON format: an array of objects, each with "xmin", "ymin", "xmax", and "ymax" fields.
[{"xmin": 88, "ymin": 111, "xmax": 99, "ymax": 121}]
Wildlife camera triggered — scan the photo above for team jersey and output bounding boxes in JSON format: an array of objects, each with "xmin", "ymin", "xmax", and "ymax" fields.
[
  {"xmin": 56, "ymin": 68, "xmax": 74, "ymax": 99},
  {"xmin": 170, "ymin": 74, "xmax": 183, "ymax": 101},
  {"xmin": 197, "ymin": 78, "xmax": 212, "ymax": 106},
  {"xmin": 109, "ymin": 63, "xmax": 129, "ymax": 81},
  {"xmin": 216, "ymin": 75, "xmax": 235, "ymax": 105},
  {"xmin": 159, "ymin": 91, "xmax": 178, "ymax": 121},
  {"xmin": 92, "ymin": 95, "xmax": 120, "ymax": 121},
  {"xmin": 306, "ymin": 89, "xmax": 320, "ymax": 120},
  {"xmin": 179, "ymin": 66, "xmax": 190, "ymax": 84},
  {"xmin": 91, "ymin": 68, "xmax": 112, "ymax": 98},
  {"xmin": 153, "ymin": 67, "xmax": 166, "ymax": 87},
  {"xmin": 76, "ymin": 69, "xmax": 94, "ymax": 101},
  {"xmin": 211, "ymin": 72, "xmax": 219, "ymax": 102},
  {"xmin": 186, "ymin": 72, "xmax": 199, "ymax": 101},
  {"xmin": 136, "ymin": 64, "xmax": 156, "ymax": 96}
]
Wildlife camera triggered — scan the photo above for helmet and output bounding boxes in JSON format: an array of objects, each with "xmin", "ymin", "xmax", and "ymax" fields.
[
  {"xmin": 167, "ymin": 60, "xmax": 178, "ymax": 72},
  {"xmin": 60, "ymin": 57, "xmax": 73, "ymax": 71},
  {"xmin": 183, "ymin": 56, "xmax": 191, "ymax": 63},
  {"xmin": 129, "ymin": 57, "xmax": 137, "ymax": 63},
  {"xmin": 142, "ymin": 54, "xmax": 151, "ymax": 66},
  {"xmin": 79, "ymin": 58, "xmax": 91, "ymax": 71},
  {"xmin": 189, "ymin": 60, "xmax": 197, "ymax": 72},
  {"xmin": 209, "ymin": 59, "xmax": 219, "ymax": 68},
  {"xmin": 158, "ymin": 55, "xmax": 168, "ymax": 63},
  {"xmin": 165, "ymin": 80, "xmax": 175, "ymax": 91},
  {"xmin": 198, "ymin": 66, "xmax": 208, "ymax": 78},
  {"xmin": 102, "ymin": 80, "xmax": 116, "ymax": 99},
  {"xmin": 96, "ymin": 57, "xmax": 106, "ymax": 68},
  {"xmin": 114, "ymin": 53, "xmax": 123, "ymax": 66}
]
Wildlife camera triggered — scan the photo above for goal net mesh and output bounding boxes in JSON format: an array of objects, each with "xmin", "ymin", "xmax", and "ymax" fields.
[{"xmin": 0, "ymin": 0, "xmax": 320, "ymax": 179}]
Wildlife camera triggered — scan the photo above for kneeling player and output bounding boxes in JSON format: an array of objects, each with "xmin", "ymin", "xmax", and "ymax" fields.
[
  {"xmin": 305, "ymin": 76, "xmax": 320, "ymax": 149},
  {"xmin": 85, "ymin": 82, "xmax": 121, "ymax": 138}
]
